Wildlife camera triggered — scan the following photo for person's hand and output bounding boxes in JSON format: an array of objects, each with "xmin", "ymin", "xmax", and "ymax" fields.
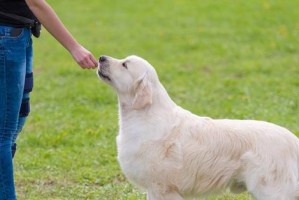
[
  {"xmin": 70, "ymin": 45, "xmax": 98, "ymax": 69},
  {"xmin": 25, "ymin": 0, "xmax": 98, "ymax": 69}
]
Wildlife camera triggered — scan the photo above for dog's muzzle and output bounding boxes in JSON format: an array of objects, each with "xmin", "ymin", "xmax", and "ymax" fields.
[{"xmin": 98, "ymin": 56, "xmax": 111, "ymax": 81}]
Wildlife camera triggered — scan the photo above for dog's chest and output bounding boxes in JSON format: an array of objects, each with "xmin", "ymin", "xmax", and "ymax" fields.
[{"xmin": 116, "ymin": 134, "xmax": 152, "ymax": 187}]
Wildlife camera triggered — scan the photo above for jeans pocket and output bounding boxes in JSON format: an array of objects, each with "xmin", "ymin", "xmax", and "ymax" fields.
[
  {"xmin": 8, "ymin": 28, "xmax": 24, "ymax": 39},
  {"xmin": 0, "ymin": 26, "xmax": 26, "ymax": 40},
  {"xmin": 10, "ymin": 28, "xmax": 23, "ymax": 38}
]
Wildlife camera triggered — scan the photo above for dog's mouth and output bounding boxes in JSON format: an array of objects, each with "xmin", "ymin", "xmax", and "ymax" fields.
[
  {"xmin": 98, "ymin": 69, "xmax": 111, "ymax": 81},
  {"xmin": 98, "ymin": 56, "xmax": 112, "ymax": 82}
]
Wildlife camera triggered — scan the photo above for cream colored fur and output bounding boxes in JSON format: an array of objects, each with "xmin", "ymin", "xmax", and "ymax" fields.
[{"xmin": 97, "ymin": 55, "xmax": 299, "ymax": 200}]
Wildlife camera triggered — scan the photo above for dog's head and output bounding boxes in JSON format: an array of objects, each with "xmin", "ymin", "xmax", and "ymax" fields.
[{"xmin": 97, "ymin": 55, "xmax": 158, "ymax": 109}]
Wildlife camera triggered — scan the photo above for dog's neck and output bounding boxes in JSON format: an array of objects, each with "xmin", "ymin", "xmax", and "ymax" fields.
[
  {"xmin": 118, "ymin": 82, "xmax": 176, "ymax": 115},
  {"xmin": 117, "ymin": 82, "xmax": 178, "ymax": 141}
]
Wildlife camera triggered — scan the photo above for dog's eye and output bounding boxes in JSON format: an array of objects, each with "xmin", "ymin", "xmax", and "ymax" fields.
[{"xmin": 122, "ymin": 62, "xmax": 128, "ymax": 69}]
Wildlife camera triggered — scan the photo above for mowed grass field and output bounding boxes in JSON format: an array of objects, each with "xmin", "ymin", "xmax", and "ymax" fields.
[{"xmin": 15, "ymin": 0, "xmax": 298, "ymax": 199}]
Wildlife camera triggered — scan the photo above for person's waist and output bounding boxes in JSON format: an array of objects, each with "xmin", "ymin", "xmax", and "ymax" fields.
[{"xmin": 0, "ymin": 24, "xmax": 30, "ymax": 38}]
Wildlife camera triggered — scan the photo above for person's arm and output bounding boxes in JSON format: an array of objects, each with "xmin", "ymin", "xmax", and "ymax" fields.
[{"xmin": 25, "ymin": 0, "xmax": 98, "ymax": 69}]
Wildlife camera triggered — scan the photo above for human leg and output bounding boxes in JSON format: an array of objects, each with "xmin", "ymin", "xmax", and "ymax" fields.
[
  {"xmin": 0, "ymin": 25, "xmax": 31, "ymax": 200},
  {"xmin": 11, "ymin": 37, "xmax": 33, "ymax": 158}
]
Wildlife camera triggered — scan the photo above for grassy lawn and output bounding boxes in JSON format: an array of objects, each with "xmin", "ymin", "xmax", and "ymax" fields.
[{"xmin": 14, "ymin": 0, "xmax": 298, "ymax": 199}]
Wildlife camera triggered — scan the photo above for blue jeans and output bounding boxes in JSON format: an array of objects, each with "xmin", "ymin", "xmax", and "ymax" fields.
[{"xmin": 0, "ymin": 25, "xmax": 33, "ymax": 200}]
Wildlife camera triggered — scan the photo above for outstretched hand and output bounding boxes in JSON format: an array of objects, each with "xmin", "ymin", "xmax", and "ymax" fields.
[
  {"xmin": 25, "ymin": 0, "xmax": 98, "ymax": 69},
  {"xmin": 71, "ymin": 45, "xmax": 98, "ymax": 69}
]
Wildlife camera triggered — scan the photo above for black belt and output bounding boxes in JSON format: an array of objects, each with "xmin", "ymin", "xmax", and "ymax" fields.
[{"xmin": 0, "ymin": 11, "xmax": 41, "ymax": 38}]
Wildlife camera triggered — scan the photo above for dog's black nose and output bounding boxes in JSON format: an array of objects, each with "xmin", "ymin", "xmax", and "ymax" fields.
[{"xmin": 99, "ymin": 56, "xmax": 107, "ymax": 62}]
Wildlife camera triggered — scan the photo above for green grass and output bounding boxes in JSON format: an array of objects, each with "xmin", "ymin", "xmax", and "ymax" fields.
[{"xmin": 15, "ymin": 0, "xmax": 298, "ymax": 199}]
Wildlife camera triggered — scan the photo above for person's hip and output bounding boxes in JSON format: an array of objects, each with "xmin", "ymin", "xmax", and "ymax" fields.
[{"xmin": 0, "ymin": 24, "xmax": 32, "ymax": 136}]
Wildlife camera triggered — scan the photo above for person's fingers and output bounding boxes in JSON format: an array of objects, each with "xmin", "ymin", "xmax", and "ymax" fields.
[
  {"xmin": 78, "ymin": 60, "xmax": 86, "ymax": 69},
  {"xmin": 81, "ymin": 55, "xmax": 98, "ymax": 69},
  {"xmin": 71, "ymin": 46, "xmax": 98, "ymax": 69},
  {"xmin": 76, "ymin": 57, "xmax": 90, "ymax": 69},
  {"xmin": 90, "ymin": 55, "xmax": 98, "ymax": 68},
  {"xmin": 85, "ymin": 58, "xmax": 96, "ymax": 69}
]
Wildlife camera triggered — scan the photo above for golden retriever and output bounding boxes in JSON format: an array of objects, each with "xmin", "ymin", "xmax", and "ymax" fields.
[{"xmin": 97, "ymin": 55, "xmax": 299, "ymax": 200}]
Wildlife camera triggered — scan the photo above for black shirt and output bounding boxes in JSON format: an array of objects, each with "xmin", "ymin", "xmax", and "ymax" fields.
[{"xmin": 0, "ymin": 0, "xmax": 37, "ymax": 27}]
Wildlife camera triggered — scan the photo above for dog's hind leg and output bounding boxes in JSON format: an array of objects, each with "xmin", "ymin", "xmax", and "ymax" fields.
[{"xmin": 147, "ymin": 190, "xmax": 184, "ymax": 200}]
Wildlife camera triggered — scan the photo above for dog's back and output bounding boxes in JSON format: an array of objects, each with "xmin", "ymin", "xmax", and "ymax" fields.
[{"xmin": 154, "ymin": 108, "xmax": 299, "ymax": 199}]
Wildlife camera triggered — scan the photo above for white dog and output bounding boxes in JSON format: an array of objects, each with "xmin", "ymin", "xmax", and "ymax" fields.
[{"xmin": 97, "ymin": 55, "xmax": 299, "ymax": 200}]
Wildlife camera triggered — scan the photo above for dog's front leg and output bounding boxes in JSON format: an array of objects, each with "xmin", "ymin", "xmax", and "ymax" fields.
[{"xmin": 147, "ymin": 190, "xmax": 184, "ymax": 200}]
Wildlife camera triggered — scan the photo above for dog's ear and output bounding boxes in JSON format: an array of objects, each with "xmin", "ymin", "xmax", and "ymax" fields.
[{"xmin": 132, "ymin": 73, "xmax": 152, "ymax": 109}]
